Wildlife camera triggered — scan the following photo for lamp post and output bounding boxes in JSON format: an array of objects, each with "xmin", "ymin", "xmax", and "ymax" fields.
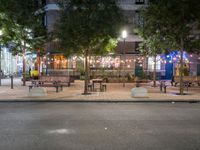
[
  {"xmin": 122, "ymin": 30, "xmax": 127, "ymax": 87},
  {"xmin": 0, "ymin": 30, "xmax": 3, "ymax": 86}
]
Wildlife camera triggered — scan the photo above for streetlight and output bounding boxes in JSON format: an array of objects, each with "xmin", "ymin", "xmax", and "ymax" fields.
[
  {"xmin": 0, "ymin": 30, "xmax": 3, "ymax": 86},
  {"xmin": 122, "ymin": 30, "xmax": 127, "ymax": 87}
]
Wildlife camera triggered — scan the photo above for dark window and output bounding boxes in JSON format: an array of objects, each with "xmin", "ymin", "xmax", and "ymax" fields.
[
  {"xmin": 42, "ymin": 0, "xmax": 46, "ymax": 6},
  {"xmin": 34, "ymin": 0, "xmax": 46, "ymax": 8},
  {"xmin": 135, "ymin": 11, "xmax": 143, "ymax": 26},
  {"xmin": 135, "ymin": 42, "xmax": 141, "ymax": 52},
  {"xmin": 135, "ymin": 0, "xmax": 145, "ymax": 4}
]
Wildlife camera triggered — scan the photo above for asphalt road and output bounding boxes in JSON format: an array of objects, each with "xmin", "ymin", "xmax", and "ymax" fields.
[{"xmin": 0, "ymin": 102, "xmax": 200, "ymax": 150}]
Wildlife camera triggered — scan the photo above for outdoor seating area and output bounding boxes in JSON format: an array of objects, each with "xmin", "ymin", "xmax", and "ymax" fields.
[
  {"xmin": 28, "ymin": 76, "xmax": 74, "ymax": 93},
  {"xmin": 0, "ymin": 77, "xmax": 200, "ymax": 100},
  {"xmin": 39, "ymin": 76, "xmax": 72, "ymax": 87},
  {"xmin": 88, "ymin": 78, "xmax": 107, "ymax": 92},
  {"xmin": 173, "ymin": 76, "xmax": 200, "ymax": 87},
  {"xmin": 29, "ymin": 82, "xmax": 63, "ymax": 93}
]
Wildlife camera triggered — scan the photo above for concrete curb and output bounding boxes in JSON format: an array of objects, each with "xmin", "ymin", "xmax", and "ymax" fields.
[{"xmin": 0, "ymin": 99, "xmax": 199, "ymax": 103}]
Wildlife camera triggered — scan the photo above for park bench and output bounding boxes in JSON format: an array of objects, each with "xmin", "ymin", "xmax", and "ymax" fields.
[
  {"xmin": 29, "ymin": 84, "xmax": 63, "ymax": 93},
  {"xmin": 29, "ymin": 75, "xmax": 73, "ymax": 93},
  {"xmin": 196, "ymin": 76, "xmax": 200, "ymax": 86},
  {"xmin": 174, "ymin": 76, "xmax": 200, "ymax": 87},
  {"xmin": 39, "ymin": 76, "xmax": 71, "ymax": 87}
]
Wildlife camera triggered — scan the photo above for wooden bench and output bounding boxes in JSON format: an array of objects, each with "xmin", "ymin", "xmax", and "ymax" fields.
[
  {"xmin": 196, "ymin": 76, "xmax": 200, "ymax": 86},
  {"xmin": 30, "ymin": 80, "xmax": 63, "ymax": 92},
  {"xmin": 29, "ymin": 83, "xmax": 63, "ymax": 93},
  {"xmin": 174, "ymin": 76, "xmax": 200, "ymax": 87},
  {"xmin": 39, "ymin": 76, "xmax": 71, "ymax": 87},
  {"xmin": 29, "ymin": 76, "xmax": 72, "ymax": 93}
]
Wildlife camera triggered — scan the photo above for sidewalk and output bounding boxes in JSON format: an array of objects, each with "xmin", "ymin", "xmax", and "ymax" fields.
[{"xmin": 0, "ymin": 78, "xmax": 199, "ymax": 102}]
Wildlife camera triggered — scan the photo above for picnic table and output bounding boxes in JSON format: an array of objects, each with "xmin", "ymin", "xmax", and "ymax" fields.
[
  {"xmin": 90, "ymin": 79, "xmax": 107, "ymax": 92},
  {"xmin": 29, "ymin": 75, "xmax": 74, "ymax": 93},
  {"xmin": 174, "ymin": 76, "xmax": 200, "ymax": 87},
  {"xmin": 29, "ymin": 80, "xmax": 63, "ymax": 93}
]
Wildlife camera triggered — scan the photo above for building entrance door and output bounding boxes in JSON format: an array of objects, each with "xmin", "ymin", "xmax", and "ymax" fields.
[
  {"xmin": 135, "ymin": 65, "xmax": 143, "ymax": 77},
  {"xmin": 165, "ymin": 63, "xmax": 173, "ymax": 79}
]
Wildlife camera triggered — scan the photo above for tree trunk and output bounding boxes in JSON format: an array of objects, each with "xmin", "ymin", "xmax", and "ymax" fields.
[
  {"xmin": 38, "ymin": 55, "xmax": 41, "ymax": 77},
  {"xmin": 179, "ymin": 38, "xmax": 184, "ymax": 95},
  {"xmin": 0, "ymin": 44, "xmax": 2, "ymax": 86},
  {"xmin": 88, "ymin": 55, "xmax": 91, "ymax": 81},
  {"xmin": 145, "ymin": 56, "xmax": 148, "ymax": 82},
  {"xmin": 22, "ymin": 46, "xmax": 26, "ymax": 86},
  {"xmin": 83, "ymin": 51, "xmax": 89, "ymax": 94},
  {"xmin": 153, "ymin": 55, "xmax": 157, "ymax": 87}
]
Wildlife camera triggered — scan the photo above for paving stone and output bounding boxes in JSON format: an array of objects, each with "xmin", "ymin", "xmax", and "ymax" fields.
[{"xmin": 0, "ymin": 78, "xmax": 199, "ymax": 101}]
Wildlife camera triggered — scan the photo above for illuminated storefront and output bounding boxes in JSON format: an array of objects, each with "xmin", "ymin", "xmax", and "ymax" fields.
[
  {"xmin": 0, "ymin": 47, "xmax": 37, "ymax": 77},
  {"xmin": 147, "ymin": 51, "xmax": 200, "ymax": 80},
  {"xmin": 48, "ymin": 54, "xmax": 68, "ymax": 69},
  {"xmin": 1, "ymin": 48, "xmax": 17, "ymax": 76}
]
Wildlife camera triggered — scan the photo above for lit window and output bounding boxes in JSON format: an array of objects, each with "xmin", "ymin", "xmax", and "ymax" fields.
[{"xmin": 148, "ymin": 56, "xmax": 161, "ymax": 71}]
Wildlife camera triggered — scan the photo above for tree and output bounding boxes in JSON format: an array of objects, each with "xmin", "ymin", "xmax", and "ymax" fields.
[
  {"xmin": 56, "ymin": 0, "xmax": 124, "ymax": 94},
  {"xmin": 138, "ymin": 32, "xmax": 168, "ymax": 87},
  {"xmin": 138, "ymin": 0, "xmax": 200, "ymax": 95},
  {"xmin": 0, "ymin": 0, "xmax": 46, "ymax": 86}
]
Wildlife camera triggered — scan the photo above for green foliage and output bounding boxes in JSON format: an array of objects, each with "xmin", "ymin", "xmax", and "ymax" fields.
[
  {"xmin": 0, "ymin": 0, "xmax": 47, "ymax": 55},
  {"xmin": 137, "ymin": 31, "xmax": 168, "ymax": 56},
  {"xmin": 56, "ymin": 0, "xmax": 124, "ymax": 56},
  {"xmin": 94, "ymin": 38, "xmax": 118, "ymax": 55},
  {"xmin": 56, "ymin": 0, "xmax": 124, "ymax": 93},
  {"xmin": 138, "ymin": 0, "xmax": 200, "ymax": 53},
  {"xmin": 0, "ymin": 0, "xmax": 47, "ymax": 86},
  {"xmin": 137, "ymin": 0, "xmax": 200, "ymax": 92}
]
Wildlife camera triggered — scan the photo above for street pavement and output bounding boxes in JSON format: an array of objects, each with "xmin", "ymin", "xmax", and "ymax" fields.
[
  {"xmin": 0, "ymin": 78, "xmax": 199, "ymax": 101},
  {"xmin": 0, "ymin": 102, "xmax": 199, "ymax": 150}
]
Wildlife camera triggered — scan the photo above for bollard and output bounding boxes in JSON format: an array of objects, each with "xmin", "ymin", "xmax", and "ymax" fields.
[
  {"xmin": 0, "ymin": 70, "xmax": 2, "ymax": 86},
  {"xmin": 11, "ymin": 75, "xmax": 13, "ymax": 89},
  {"xmin": 164, "ymin": 86, "xmax": 166, "ymax": 93},
  {"xmin": 160, "ymin": 82, "xmax": 163, "ymax": 91}
]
